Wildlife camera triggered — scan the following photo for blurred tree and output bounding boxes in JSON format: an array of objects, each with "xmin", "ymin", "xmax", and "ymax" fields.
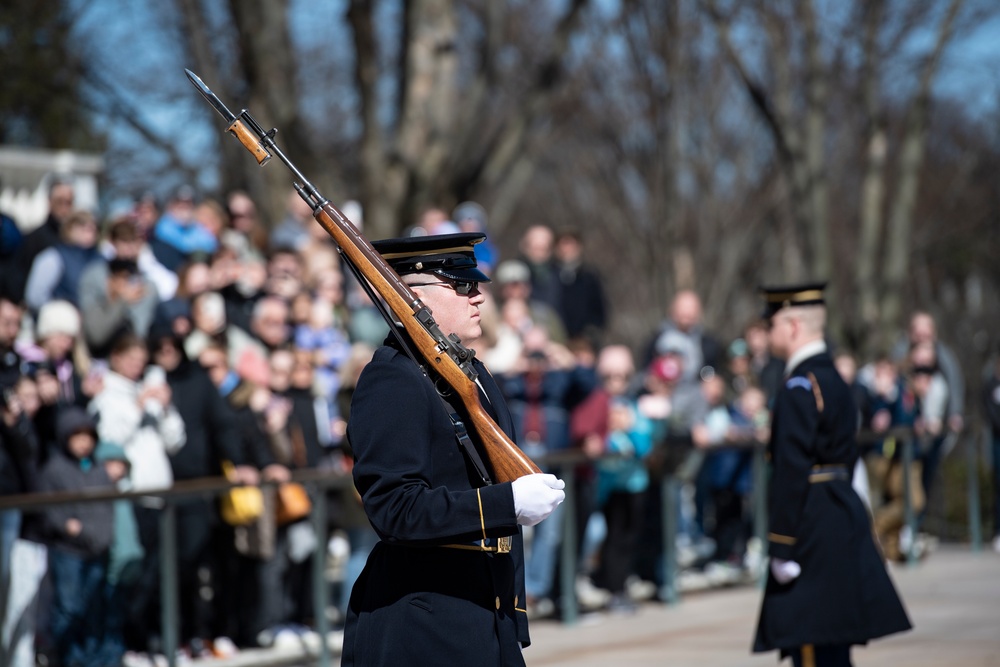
[
  {"xmin": 168, "ymin": 0, "xmax": 589, "ymax": 238},
  {"xmin": 6, "ymin": 0, "xmax": 1000, "ymax": 387},
  {"xmin": 0, "ymin": 1, "xmax": 103, "ymax": 149},
  {"xmin": 705, "ymin": 0, "xmax": 978, "ymax": 354}
]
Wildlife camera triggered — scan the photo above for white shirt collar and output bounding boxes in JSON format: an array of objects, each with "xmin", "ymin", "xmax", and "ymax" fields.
[{"xmin": 785, "ymin": 339, "xmax": 827, "ymax": 377}]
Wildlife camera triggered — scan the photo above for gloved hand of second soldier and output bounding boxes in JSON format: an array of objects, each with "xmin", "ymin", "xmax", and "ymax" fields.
[
  {"xmin": 770, "ymin": 557, "xmax": 802, "ymax": 584},
  {"xmin": 511, "ymin": 473, "xmax": 566, "ymax": 527}
]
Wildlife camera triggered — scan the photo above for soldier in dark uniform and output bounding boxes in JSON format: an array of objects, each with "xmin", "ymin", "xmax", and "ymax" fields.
[
  {"xmin": 342, "ymin": 232, "xmax": 566, "ymax": 667},
  {"xmin": 752, "ymin": 283, "xmax": 911, "ymax": 667}
]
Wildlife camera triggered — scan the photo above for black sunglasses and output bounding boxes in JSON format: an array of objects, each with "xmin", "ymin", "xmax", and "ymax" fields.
[{"xmin": 410, "ymin": 280, "xmax": 479, "ymax": 296}]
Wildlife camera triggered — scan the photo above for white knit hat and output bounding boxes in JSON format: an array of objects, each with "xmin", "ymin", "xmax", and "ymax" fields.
[{"xmin": 35, "ymin": 300, "xmax": 81, "ymax": 339}]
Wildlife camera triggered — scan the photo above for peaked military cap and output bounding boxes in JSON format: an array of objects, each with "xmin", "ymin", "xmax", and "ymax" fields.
[
  {"xmin": 372, "ymin": 232, "xmax": 491, "ymax": 283},
  {"xmin": 760, "ymin": 282, "xmax": 827, "ymax": 319}
]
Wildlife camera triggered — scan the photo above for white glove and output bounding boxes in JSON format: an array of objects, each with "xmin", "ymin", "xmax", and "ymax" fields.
[
  {"xmin": 511, "ymin": 473, "xmax": 565, "ymax": 527},
  {"xmin": 770, "ymin": 557, "xmax": 801, "ymax": 584}
]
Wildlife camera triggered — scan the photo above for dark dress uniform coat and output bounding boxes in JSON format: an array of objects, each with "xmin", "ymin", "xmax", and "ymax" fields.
[
  {"xmin": 753, "ymin": 350, "xmax": 911, "ymax": 656},
  {"xmin": 342, "ymin": 340, "xmax": 529, "ymax": 667}
]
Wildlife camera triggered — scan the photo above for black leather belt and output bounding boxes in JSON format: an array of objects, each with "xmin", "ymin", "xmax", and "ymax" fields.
[{"xmin": 439, "ymin": 536, "xmax": 512, "ymax": 554}]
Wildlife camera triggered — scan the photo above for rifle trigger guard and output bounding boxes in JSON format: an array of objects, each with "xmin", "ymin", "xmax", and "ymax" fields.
[{"xmin": 433, "ymin": 376, "xmax": 453, "ymax": 399}]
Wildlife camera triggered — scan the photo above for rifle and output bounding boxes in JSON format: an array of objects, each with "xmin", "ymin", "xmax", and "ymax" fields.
[{"xmin": 185, "ymin": 69, "xmax": 540, "ymax": 484}]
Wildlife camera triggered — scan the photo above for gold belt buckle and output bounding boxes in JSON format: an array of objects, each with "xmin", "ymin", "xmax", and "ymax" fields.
[{"xmin": 497, "ymin": 536, "xmax": 512, "ymax": 554}]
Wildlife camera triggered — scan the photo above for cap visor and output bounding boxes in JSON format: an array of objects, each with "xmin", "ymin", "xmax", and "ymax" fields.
[{"xmin": 435, "ymin": 266, "xmax": 491, "ymax": 283}]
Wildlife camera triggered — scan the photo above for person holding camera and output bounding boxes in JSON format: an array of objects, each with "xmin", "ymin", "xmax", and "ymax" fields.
[
  {"xmin": 496, "ymin": 325, "xmax": 595, "ymax": 617},
  {"xmin": 79, "ymin": 218, "xmax": 160, "ymax": 359}
]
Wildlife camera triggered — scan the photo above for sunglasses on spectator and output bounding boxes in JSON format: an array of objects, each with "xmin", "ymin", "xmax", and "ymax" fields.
[{"xmin": 410, "ymin": 279, "xmax": 479, "ymax": 296}]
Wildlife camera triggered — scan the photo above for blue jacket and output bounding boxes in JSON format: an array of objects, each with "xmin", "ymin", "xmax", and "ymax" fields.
[{"xmin": 499, "ymin": 366, "xmax": 595, "ymax": 452}]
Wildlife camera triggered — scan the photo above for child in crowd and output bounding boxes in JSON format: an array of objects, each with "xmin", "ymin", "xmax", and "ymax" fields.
[
  {"xmin": 37, "ymin": 408, "xmax": 114, "ymax": 667},
  {"xmin": 92, "ymin": 440, "xmax": 144, "ymax": 667},
  {"xmin": 595, "ymin": 396, "xmax": 654, "ymax": 612},
  {"xmin": 294, "ymin": 298, "xmax": 351, "ymax": 398},
  {"xmin": 714, "ymin": 386, "xmax": 768, "ymax": 567}
]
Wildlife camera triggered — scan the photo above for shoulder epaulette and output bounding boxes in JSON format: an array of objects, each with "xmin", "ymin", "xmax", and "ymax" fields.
[{"xmin": 785, "ymin": 376, "xmax": 812, "ymax": 391}]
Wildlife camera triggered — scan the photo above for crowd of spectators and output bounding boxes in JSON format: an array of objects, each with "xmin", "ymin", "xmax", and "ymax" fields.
[{"xmin": 0, "ymin": 177, "xmax": 989, "ymax": 666}]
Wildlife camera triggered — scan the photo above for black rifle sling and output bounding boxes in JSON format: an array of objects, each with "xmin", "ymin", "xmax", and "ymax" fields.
[{"xmin": 441, "ymin": 399, "xmax": 493, "ymax": 487}]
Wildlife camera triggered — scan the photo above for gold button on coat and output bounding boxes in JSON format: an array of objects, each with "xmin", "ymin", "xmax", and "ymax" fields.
[{"xmin": 495, "ymin": 596, "xmax": 501, "ymax": 609}]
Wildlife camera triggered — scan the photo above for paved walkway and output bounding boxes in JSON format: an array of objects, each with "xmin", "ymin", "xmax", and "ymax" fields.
[
  {"xmin": 523, "ymin": 545, "xmax": 1000, "ymax": 667},
  {"xmin": 205, "ymin": 545, "xmax": 1000, "ymax": 666}
]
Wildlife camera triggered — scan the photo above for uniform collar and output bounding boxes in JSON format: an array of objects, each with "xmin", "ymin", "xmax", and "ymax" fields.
[{"xmin": 785, "ymin": 339, "xmax": 827, "ymax": 377}]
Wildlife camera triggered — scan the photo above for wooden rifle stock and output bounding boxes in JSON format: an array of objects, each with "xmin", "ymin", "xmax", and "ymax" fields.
[{"xmin": 184, "ymin": 69, "xmax": 539, "ymax": 483}]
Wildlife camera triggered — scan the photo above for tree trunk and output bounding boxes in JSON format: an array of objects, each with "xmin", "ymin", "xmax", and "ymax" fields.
[
  {"xmin": 800, "ymin": 0, "xmax": 830, "ymax": 286},
  {"xmin": 855, "ymin": 0, "xmax": 887, "ymax": 356},
  {"xmin": 878, "ymin": 0, "xmax": 963, "ymax": 342},
  {"xmin": 228, "ymin": 0, "xmax": 313, "ymax": 229}
]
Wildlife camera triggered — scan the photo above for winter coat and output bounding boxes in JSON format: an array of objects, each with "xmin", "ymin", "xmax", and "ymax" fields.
[
  {"xmin": 37, "ymin": 410, "xmax": 113, "ymax": 557},
  {"xmin": 88, "ymin": 371, "xmax": 185, "ymax": 493}
]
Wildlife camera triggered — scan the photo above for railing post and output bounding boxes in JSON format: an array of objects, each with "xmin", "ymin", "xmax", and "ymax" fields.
[
  {"xmin": 159, "ymin": 502, "xmax": 178, "ymax": 667},
  {"xmin": 311, "ymin": 483, "xmax": 332, "ymax": 667},
  {"xmin": 660, "ymin": 475, "xmax": 679, "ymax": 605},
  {"xmin": 901, "ymin": 435, "xmax": 917, "ymax": 567},
  {"xmin": 752, "ymin": 443, "xmax": 768, "ymax": 588},
  {"xmin": 968, "ymin": 428, "xmax": 983, "ymax": 553},
  {"xmin": 559, "ymin": 466, "xmax": 578, "ymax": 625}
]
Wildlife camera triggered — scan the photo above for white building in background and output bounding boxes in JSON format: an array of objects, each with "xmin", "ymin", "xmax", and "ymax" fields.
[{"xmin": 0, "ymin": 146, "xmax": 104, "ymax": 232}]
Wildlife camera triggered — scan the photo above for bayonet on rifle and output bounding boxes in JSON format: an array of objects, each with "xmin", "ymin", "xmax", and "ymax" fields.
[{"xmin": 184, "ymin": 69, "xmax": 272, "ymax": 166}]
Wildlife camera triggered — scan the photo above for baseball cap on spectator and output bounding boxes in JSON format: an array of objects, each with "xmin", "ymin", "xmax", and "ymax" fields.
[
  {"xmin": 655, "ymin": 330, "xmax": 687, "ymax": 356},
  {"xmin": 453, "ymin": 201, "xmax": 488, "ymax": 230},
  {"xmin": 494, "ymin": 260, "xmax": 531, "ymax": 286},
  {"xmin": 650, "ymin": 355, "xmax": 681, "ymax": 383},
  {"xmin": 728, "ymin": 338, "xmax": 749, "ymax": 358},
  {"xmin": 36, "ymin": 300, "xmax": 81, "ymax": 340},
  {"xmin": 172, "ymin": 184, "xmax": 197, "ymax": 203}
]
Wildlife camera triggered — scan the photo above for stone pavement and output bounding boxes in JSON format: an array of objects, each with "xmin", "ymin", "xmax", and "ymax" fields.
[
  {"xmin": 202, "ymin": 545, "xmax": 1000, "ymax": 667},
  {"xmin": 523, "ymin": 545, "xmax": 1000, "ymax": 667}
]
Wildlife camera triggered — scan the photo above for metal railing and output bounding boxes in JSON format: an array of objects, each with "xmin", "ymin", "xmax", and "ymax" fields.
[
  {"xmin": 0, "ymin": 419, "xmax": 987, "ymax": 661},
  {"xmin": 0, "ymin": 469, "xmax": 353, "ymax": 667}
]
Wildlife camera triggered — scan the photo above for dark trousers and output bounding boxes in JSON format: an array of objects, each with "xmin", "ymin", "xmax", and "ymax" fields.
[
  {"xmin": 127, "ymin": 505, "xmax": 161, "ymax": 652},
  {"xmin": 175, "ymin": 500, "xmax": 217, "ymax": 646},
  {"xmin": 634, "ymin": 481, "xmax": 663, "ymax": 585},
  {"xmin": 597, "ymin": 491, "xmax": 645, "ymax": 594},
  {"xmin": 573, "ymin": 468, "xmax": 599, "ymax": 574},
  {"xmin": 790, "ymin": 644, "xmax": 852, "ymax": 667},
  {"xmin": 919, "ymin": 434, "xmax": 947, "ymax": 518},
  {"xmin": 214, "ymin": 524, "xmax": 262, "ymax": 647},
  {"xmin": 47, "ymin": 547, "xmax": 107, "ymax": 667},
  {"xmin": 94, "ymin": 579, "xmax": 129, "ymax": 666},
  {"xmin": 710, "ymin": 488, "xmax": 747, "ymax": 562},
  {"xmin": 257, "ymin": 525, "xmax": 315, "ymax": 632}
]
